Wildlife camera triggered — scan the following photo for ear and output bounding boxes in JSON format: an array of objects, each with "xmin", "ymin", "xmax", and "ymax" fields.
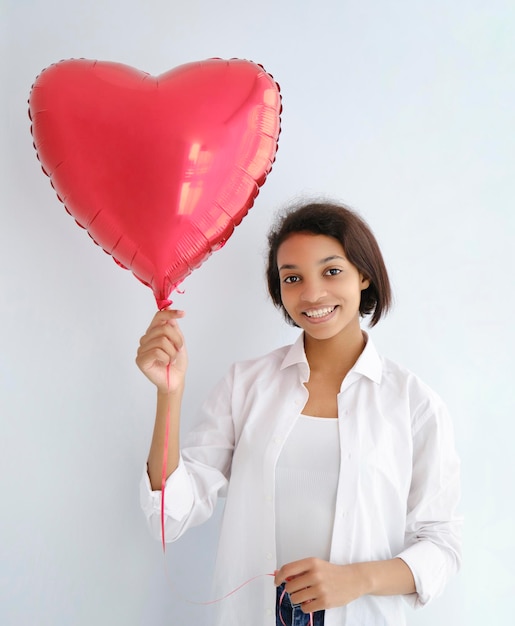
[{"xmin": 360, "ymin": 275, "xmax": 371, "ymax": 291}]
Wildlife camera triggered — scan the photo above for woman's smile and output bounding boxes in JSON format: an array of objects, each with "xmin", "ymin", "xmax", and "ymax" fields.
[{"xmin": 302, "ymin": 305, "xmax": 338, "ymax": 322}]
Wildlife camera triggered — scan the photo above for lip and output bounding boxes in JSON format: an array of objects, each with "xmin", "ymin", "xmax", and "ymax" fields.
[{"xmin": 302, "ymin": 306, "xmax": 338, "ymax": 324}]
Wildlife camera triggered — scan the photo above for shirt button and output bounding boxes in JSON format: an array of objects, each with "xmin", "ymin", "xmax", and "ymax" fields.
[
  {"xmin": 266, "ymin": 608, "xmax": 274, "ymax": 617},
  {"xmin": 266, "ymin": 552, "xmax": 273, "ymax": 560},
  {"xmin": 265, "ymin": 494, "xmax": 272, "ymax": 502},
  {"xmin": 273, "ymin": 437, "xmax": 281, "ymax": 444}
]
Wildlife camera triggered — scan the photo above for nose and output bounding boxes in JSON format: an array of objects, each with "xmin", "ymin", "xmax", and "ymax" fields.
[{"xmin": 300, "ymin": 277, "xmax": 327, "ymax": 303}]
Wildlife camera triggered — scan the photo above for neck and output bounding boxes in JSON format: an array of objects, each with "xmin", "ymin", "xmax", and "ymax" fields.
[{"xmin": 304, "ymin": 323, "xmax": 366, "ymax": 377}]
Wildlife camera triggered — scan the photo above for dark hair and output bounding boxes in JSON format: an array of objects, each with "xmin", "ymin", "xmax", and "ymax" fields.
[{"xmin": 266, "ymin": 200, "xmax": 392, "ymax": 327}]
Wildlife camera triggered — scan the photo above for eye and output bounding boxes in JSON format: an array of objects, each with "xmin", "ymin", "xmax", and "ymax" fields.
[
  {"xmin": 283, "ymin": 275, "xmax": 300, "ymax": 284},
  {"xmin": 325, "ymin": 268, "xmax": 342, "ymax": 276}
]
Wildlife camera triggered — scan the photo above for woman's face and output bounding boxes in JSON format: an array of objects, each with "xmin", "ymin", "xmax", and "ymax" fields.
[{"xmin": 277, "ymin": 233, "xmax": 370, "ymax": 342}]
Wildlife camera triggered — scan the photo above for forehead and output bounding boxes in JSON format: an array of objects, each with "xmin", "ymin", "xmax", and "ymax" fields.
[{"xmin": 277, "ymin": 233, "xmax": 346, "ymax": 264}]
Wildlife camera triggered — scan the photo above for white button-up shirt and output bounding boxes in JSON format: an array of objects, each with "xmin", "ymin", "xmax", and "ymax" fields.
[{"xmin": 140, "ymin": 333, "xmax": 462, "ymax": 626}]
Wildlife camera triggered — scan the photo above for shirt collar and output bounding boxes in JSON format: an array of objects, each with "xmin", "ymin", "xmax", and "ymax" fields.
[
  {"xmin": 352, "ymin": 332, "xmax": 383, "ymax": 384},
  {"xmin": 280, "ymin": 331, "xmax": 383, "ymax": 385},
  {"xmin": 280, "ymin": 332, "xmax": 308, "ymax": 369}
]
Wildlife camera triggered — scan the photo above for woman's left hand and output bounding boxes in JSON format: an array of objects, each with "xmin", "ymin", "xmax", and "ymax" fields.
[{"xmin": 274, "ymin": 557, "xmax": 368, "ymax": 613}]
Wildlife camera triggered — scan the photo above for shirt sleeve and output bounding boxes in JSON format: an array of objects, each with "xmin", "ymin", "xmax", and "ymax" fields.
[
  {"xmin": 396, "ymin": 395, "xmax": 462, "ymax": 608},
  {"xmin": 139, "ymin": 372, "xmax": 236, "ymax": 543}
]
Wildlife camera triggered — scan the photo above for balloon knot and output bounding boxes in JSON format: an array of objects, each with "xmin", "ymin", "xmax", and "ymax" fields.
[{"xmin": 157, "ymin": 298, "xmax": 173, "ymax": 310}]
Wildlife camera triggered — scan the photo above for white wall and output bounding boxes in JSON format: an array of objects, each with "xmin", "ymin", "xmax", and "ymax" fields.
[{"xmin": 1, "ymin": 1, "xmax": 514, "ymax": 624}]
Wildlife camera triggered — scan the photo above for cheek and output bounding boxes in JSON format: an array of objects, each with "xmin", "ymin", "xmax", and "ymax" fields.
[
  {"xmin": 279, "ymin": 292, "xmax": 291, "ymax": 311},
  {"xmin": 279, "ymin": 290, "xmax": 295, "ymax": 314}
]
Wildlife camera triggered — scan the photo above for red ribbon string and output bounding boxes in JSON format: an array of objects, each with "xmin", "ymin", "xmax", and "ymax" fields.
[
  {"xmin": 160, "ymin": 363, "xmax": 171, "ymax": 551},
  {"xmin": 179, "ymin": 573, "xmax": 276, "ymax": 606}
]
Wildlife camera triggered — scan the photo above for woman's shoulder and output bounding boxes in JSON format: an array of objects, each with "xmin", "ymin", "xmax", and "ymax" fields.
[
  {"xmin": 378, "ymin": 352, "xmax": 449, "ymax": 420},
  {"xmin": 380, "ymin": 353, "xmax": 439, "ymax": 390}
]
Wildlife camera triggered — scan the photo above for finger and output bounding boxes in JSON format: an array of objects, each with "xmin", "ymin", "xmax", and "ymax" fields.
[
  {"xmin": 275, "ymin": 558, "xmax": 312, "ymax": 586},
  {"xmin": 155, "ymin": 308, "xmax": 185, "ymax": 319},
  {"xmin": 285, "ymin": 574, "xmax": 312, "ymax": 598},
  {"xmin": 137, "ymin": 327, "xmax": 185, "ymax": 360},
  {"xmin": 136, "ymin": 345, "xmax": 173, "ymax": 368},
  {"xmin": 274, "ymin": 567, "xmax": 288, "ymax": 586},
  {"xmin": 289, "ymin": 585, "xmax": 316, "ymax": 607},
  {"xmin": 146, "ymin": 309, "xmax": 185, "ymax": 332},
  {"xmin": 140, "ymin": 323, "xmax": 185, "ymax": 351},
  {"xmin": 300, "ymin": 598, "xmax": 321, "ymax": 614},
  {"xmin": 275, "ymin": 566, "xmax": 297, "ymax": 586},
  {"xmin": 138, "ymin": 334, "xmax": 184, "ymax": 363}
]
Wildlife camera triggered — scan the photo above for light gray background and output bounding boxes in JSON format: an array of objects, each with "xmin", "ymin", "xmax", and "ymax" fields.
[{"xmin": 1, "ymin": 1, "xmax": 514, "ymax": 624}]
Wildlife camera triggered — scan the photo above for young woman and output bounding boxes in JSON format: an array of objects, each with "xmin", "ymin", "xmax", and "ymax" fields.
[{"xmin": 137, "ymin": 201, "xmax": 462, "ymax": 626}]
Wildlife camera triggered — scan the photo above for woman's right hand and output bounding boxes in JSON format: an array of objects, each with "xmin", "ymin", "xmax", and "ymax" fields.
[{"xmin": 136, "ymin": 309, "xmax": 188, "ymax": 394}]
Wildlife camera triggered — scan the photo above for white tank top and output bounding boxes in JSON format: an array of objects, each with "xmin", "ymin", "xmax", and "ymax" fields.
[{"xmin": 275, "ymin": 415, "xmax": 340, "ymax": 567}]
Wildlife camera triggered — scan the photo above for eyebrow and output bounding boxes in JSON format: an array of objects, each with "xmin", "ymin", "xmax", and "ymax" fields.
[{"xmin": 278, "ymin": 255, "xmax": 346, "ymax": 271}]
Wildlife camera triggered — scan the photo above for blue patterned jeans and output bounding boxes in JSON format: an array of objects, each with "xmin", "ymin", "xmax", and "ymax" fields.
[{"xmin": 276, "ymin": 582, "xmax": 325, "ymax": 626}]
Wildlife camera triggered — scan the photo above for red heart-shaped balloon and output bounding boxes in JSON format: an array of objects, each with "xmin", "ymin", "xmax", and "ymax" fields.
[{"xmin": 29, "ymin": 58, "xmax": 281, "ymax": 308}]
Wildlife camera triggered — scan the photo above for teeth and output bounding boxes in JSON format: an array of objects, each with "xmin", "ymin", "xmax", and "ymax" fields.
[{"xmin": 304, "ymin": 307, "xmax": 335, "ymax": 318}]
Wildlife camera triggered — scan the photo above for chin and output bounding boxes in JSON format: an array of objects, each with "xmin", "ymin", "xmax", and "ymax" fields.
[{"xmin": 303, "ymin": 327, "xmax": 340, "ymax": 341}]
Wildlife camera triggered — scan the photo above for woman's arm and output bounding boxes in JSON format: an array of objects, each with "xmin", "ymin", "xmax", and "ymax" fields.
[
  {"xmin": 136, "ymin": 309, "xmax": 188, "ymax": 490},
  {"xmin": 146, "ymin": 388, "xmax": 183, "ymax": 490},
  {"xmin": 395, "ymin": 396, "xmax": 462, "ymax": 606},
  {"xmin": 274, "ymin": 556, "xmax": 415, "ymax": 613}
]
